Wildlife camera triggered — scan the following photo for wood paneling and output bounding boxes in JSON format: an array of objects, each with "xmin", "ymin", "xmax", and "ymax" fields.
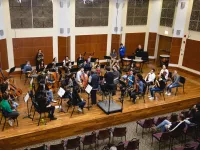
[
  {"xmin": 125, "ymin": 33, "xmax": 145, "ymax": 56},
  {"xmin": 58, "ymin": 36, "xmax": 70, "ymax": 62},
  {"xmin": 111, "ymin": 34, "xmax": 121, "ymax": 55},
  {"xmin": 75, "ymin": 34, "xmax": 107, "ymax": 60},
  {"xmin": 183, "ymin": 39, "xmax": 200, "ymax": 71},
  {"xmin": 157, "ymin": 35, "xmax": 172, "ymax": 65},
  {"xmin": 13, "ymin": 37, "xmax": 53, "ymax": 67},
  {"xmin": 0, "ymin": 39, "xmax": 9, "ymax": 70},
  {"xmin": 147, "ymin": 32, "xmax": 157, "ymax": 56},
  {"xmin": 170, "ymin": 38, "xmax": 182, "ymax": 64}
]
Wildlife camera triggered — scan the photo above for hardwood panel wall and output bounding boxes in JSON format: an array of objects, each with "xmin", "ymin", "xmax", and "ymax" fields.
[
  {"xmin": 125, "ymin": 33, "xmax": 145, "ymax": 56},
  {"xmin": 147, "ymin": 32, "xmax": 157, "ymax": 56},
  {"xmin": 183, "ymin": 39, "xmax": 200, "ymax": 71},
  {"xmin": 111, "ymin": 34, "xmax": 121, "ymax": 55},
  {"xmin": 0, "ymin": 39, "xmax": 9, "ymax": 70},
  {"xmin": 75, "ymin": 34, "xmax": 107, "ymax": 60},
  {"xmin": 170, "ymin": 37, "xmax": 182, "ymax": 64},
  {"xmin": 13, "ymin": 37, "xmax": 53, "ymax": 67},
  {"xmin": 58, "ymin": 36, "xmax": 70, "ymax": 62}
]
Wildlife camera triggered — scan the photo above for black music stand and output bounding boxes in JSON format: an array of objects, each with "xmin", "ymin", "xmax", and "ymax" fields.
[
  {"xmin": 70, "ymin": 68, "xmax": 79, "ymax": 73},
  {"xmin": 23, "ymin": 92, "xmax": 33, "ymax": 119},
  {"xmin": 104, "ymin": 56, "xmax": 111, "ymax": 65},
  {"xmin": 56, "ymin": 62, "xmax": 63, "ymax": 67},
  {"xmin": 91, "ymin": 58, "xmax": 97, "ymax": 63},
  {"xmin": 46, "ymin": 63, "xmax": 53, "ymax": 69},
  {"xmin": 85, "ymin": 84, "xmax": 92, "ymax": 110}
]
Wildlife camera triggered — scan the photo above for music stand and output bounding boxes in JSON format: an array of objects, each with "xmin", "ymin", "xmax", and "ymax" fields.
[
  {"xmin": 85, "ymin": 84, "xmax": 92, "ymax": 110},
  {"xmin": 71, "ymin": 61, "xmax": 74, "ymax": 65},
  {"xmin": 56, "ymin": 62, "xmax": 63, "ymax": 67},
  {"xmin": 46, "ymin": 63, "xmax": 53, "ymax": 69},
  {"xmin": 100, "ymin": 64, "xmax": 105, "ymax": 69},
  {"xmin": 23, "ymin": 92, "xmax": 33, "ymax": 119},
  {"xmin": 104, "ymin": 56, "xmax": 111, "ymax": 60},
  {"xmin": 91, "ymin": 58, "xmax": 97, "ymax": 63},
  {"xmin": 57, "ymin": 87, "xmax": 66, "ymax": 113}
]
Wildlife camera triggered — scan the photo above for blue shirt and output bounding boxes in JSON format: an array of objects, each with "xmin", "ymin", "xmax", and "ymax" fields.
[
  {"xmin": 23, "ymin": 65, "xmax": 32, "ymax": 73},
  {"xmin": 138, "ymin": 80, "xmax": 144, "ymax": 93},
  {"xmin": 119, "ymin": 46, "xmax": 126, "ymax": 57},
  {"xmin": 128, "ymin": 75, "xmax": 134, "ymax": 86}
]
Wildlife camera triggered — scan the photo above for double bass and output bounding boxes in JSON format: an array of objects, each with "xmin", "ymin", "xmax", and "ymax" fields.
[{"xmin": 81, "ymin": 72, "xmax": 88, "ymax": 89}]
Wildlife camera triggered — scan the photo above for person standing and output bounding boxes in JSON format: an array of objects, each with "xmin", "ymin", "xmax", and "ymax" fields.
[
  {"xmin": 36, "ymin": 49, "xmax": 44, "ymax": 72},
  {"xmin": 89, "ymin": 70, "xmax": 99, "ymax": 105},
  {"xmin": 119, "ymin": 43, "xmax": 126, "ymax": 67},
  {"xmin": 135, "ymin": 45, "xmax": 144, "ymax": 53}
]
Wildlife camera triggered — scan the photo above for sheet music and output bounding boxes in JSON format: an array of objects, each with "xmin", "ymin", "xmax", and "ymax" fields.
[
  {"xmin": 85, "ymin": 84, "xmax": 92, "ymax": 94},
  {"xmin": 24, "ymin": 93, "xmax": 29, "ymax": 103},
  {"xmin": 57, "ymin": 87, "xmax": 65, "ymax": 97}
]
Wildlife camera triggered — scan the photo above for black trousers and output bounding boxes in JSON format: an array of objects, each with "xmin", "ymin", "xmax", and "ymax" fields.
[
  {"xmin": 7, "ymin": 111, "xmax": 19, "ymax": 119},
  {"xmin": 120, "ymin": 55, "xmax": 124, "ymax": 67},
  {"xmin": 91, "ymin": 90, "xmax": 97, "ymax": 105},
  {"xmin": 47, "ymin": 106, "xmax": 55, "ymax": 118}
]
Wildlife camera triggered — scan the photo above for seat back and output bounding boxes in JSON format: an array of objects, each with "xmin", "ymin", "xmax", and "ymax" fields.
[
  {"xmin": 113, "ymin": 127, "xmax": 126, "ymax": 138},
  {"xmin": 185, "ymin": 124, "xmax": 197, "ymax": 135},
  {"xmin": 30, "ymin": 144, "xmax": 47, "ymax": 150},
  {"xmin": 82, "ymin": 132, "xmax": 96, "ymax": 145},
  {"xmin": 49, "ymin": 143, "xmax": 64, "ymax": 150},
  {"xmin": 126, "ymin": 138, "xmax": 139, "ymax": 150},
  {"xmin": 97, "ymin": 128, "xmax": 111, "ymax": 140},
  {"xmin": 170, "ymin": 122, "xmax": 185, "ymax": 138},
  {"xmin": 154, "ymin": 116, "xmax": 168, "ymax": 126},
  {"xmin": 116, "ymin": 142, "xmax": 125, "ymax": 150},
  {"xmin": 66, "ymin": 136, "xmax": 81, "ymax": 149},
  {"xmin": 180, "ymin": 76, "xmax": 186, "ymax": 85},
  {"xmin": 20, "ymin": 64, "xmax": 26, "ymax": 70},
  {"xmin": 143, "ymin": 118, "xmax": 154, "ymax": 128},
  {"xmin": 9, "ymin": 66, "xmax": 16, "ymax": 74}
]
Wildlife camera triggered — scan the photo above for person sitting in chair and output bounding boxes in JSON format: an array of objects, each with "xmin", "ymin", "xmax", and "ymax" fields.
[
  {"xmin": 149, "ymin": 74, "xmax": 166, "ymax": 100},
  {"xmin": 159, "ymin": 65, "xmax": 169, "ymax": 81},
  {"xmin": 23, "ymin": 61, "xmax": 32, "ymax": 74},
  {"xmin": 67, "ymin": 87, "xmax": 86, "ymax": 112},
  {"xmin": 145, "ymin": 69, "xmax": 156, "ymax": 86},
  {"xmin": 165, "ymin": 70, "xmax": 180, "ymax": 96},
  {"xmin": 129, "ymin": 74, "xmax": 145, "ymax": 104},
  {"xmin": 0, "ymin": 93, "xmax": 20, "ymax": 126}
]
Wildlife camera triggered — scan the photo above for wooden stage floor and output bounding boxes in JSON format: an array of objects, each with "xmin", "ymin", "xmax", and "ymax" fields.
[{"xmin": 1, "ymin": 66, "xmax": 200, "ymax": 149}]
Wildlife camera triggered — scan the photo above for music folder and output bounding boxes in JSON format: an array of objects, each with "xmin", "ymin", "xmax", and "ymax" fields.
[
  {"xmin": 24, "ymin": 93, "xmax": 30, "ymax": 103},
  {"xmin": 57, "ymin": 87, "xmax": 65, "ymax": 97},
  {"xmin": 85, "ymin": 84, "xmax": 92, "ymax": 94}
]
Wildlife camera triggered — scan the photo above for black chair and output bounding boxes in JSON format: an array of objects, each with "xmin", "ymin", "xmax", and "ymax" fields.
[
  {"xmin": 152, "ymin": 132, "xmax": 170, "ymax": 150},
  {"xmin": 20, "ymin": 64, "xmax": 26, "ymax": 79},
  {"xmin": 81, "ymin": 131, "xmax": 96, "ymax": 150},
  {"xmin": 66, "ymin": 136, "xmax": 81, "ymax": 150},
  {"xmin": 124, "ymin": 138, "xmax": 139, "ymax": 150},
  {"xmin": 142, "ymin": 51, "xmax": 149, "ymax": 64},
  {"xmin": 112, "ymin": 127, "xmax": 127, "ymax": 142},
  {"xmin": 49, "ymin": 141, "xmax": 65, "ymax": 150},
  {"xmin": 96, "ymin": 128, "xmax": 111, "ymax": 146},
  {"xmin": 8, "ymin": 66, "xmax": 16, "ymax": 82},
  {"xmin": 136, "ymin": 118, "xmax": 154, "ymax": 138},
  {"xmin": 30, "ymin": 144, "xmax": 47, "ymax": 150},
  {"xmin": 67, "ymin": 101, "xmax": 84, "ymax": 118},
  {"xmin": 154, "ymin": 89, "xmax": 165, "ymax": 101},
  {"xmin": 183, "ymin": 123, "xmax": 197, "ymax": 143},
  {"xmin": 0, "ymin": 109, "xmax": 19, "ymax": 131},
  {"xmin": 32, "ymin": 100, "xmax": 50, "ymax": 126},
  {"xmin": 154, "ymin": 116, "xmax": 168, "ymax": 126},
  {"xmin": 175, "ymin": 76, "xmax": 186, "ymax": 96}
]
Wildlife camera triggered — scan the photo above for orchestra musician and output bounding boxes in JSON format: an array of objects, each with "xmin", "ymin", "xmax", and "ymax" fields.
[
  {"xmin": 93, "ymin": 58, "xmax": 100, "ymax": 69},
  {"xmin": 77, "ymin": 54, "xmax": 84, "ymax": 67},
  {"xmin": 52, "ymin": 57, "xmax": 57, "ymax": 65},
  {"xmin": 38, "ymin": 60, "xmax": 45, "ymax": 72},
  {"xmin": 67, "ymin": 87, "xmax": 86, "ymax": 113},
  {"xmin": 87, "ymin": 55, "xmax": 92, "ymax": 65},
  {"xmin": 104, "ymin": 66, "xmax": 115, "ymax": 95},
  {"xmin": 0, "ymin": 93, "xmax": 20, "ymax": 126},
  {"xmin": 110, "ymin": 49, "xmax": 117, "ymax": 65},
  {"xmin": 81, "ymin": 70, "xmax": 89, "ymax": 89},
  {"xmin": 145, "ymin": 69, "xmax": 156, "ymax": 86},
  {"xmin": 76, "ymin": 67, "xmax": 84, "ymax": 88},
  {"xmin": 127, "ymin": 70, "xmax": 135, "ymax": 87},
  {"xmin": 159, "ymin": 65, "xmax": 169, "ymax": 81},
  {"xmin": 63, "ymin": 56, "xmax": 71, "ymax": 67},
  {"xmin": 119, "ymin": 43, "xmax": 126, "ymax": 67},
  {"xmin": 83, "ymin": 60, "xmax": 91, "ymax": 70},
  {"xmin": 23, "ymin": 61, "xmax": 32, "ymax": 74},
  {"xmin": 36, "ymin": 49, "xmax": 44, "ymax": 71},
  {"xmin": 89, "ymin": 70, "xmax": 99, "ymax": 105},
  {"xmin": 129, "ymin": 74, "xmax": 145, "ymax": 104},
  {"xmin": 149, "ymin": 74, "xmax": 166, "ymax": 100},
  {"xmin": 165, "ymin": 70, "xmax": 180, "ymax": 96},
  {"xmin": 35, "ymin": 86, "xmax": 57, "ymax": 120},
  {"xmin": 135, "ymin": 44, "xmax": 144, "ymax": 53}
]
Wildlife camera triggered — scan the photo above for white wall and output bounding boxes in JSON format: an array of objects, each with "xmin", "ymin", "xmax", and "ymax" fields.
[{"xmin": 0, "ymin": 0, "xmax": 5, "ymax": 40}]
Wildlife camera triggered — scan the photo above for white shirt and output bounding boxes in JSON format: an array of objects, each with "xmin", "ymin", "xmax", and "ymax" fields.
[
  {"xmin": 160, "ymin": 69, "xmax": 169, "ymax": 79},
  {"xmin": 63, "ymin": 59, "xmax": 70, "ymax": 66},
  {"xmin": 145, "ymin": 72, "xmax": 156, "ymax": 82},
  {"xmin": 76, "ymin": 70, "xmax": 82, "ymax": 82}
]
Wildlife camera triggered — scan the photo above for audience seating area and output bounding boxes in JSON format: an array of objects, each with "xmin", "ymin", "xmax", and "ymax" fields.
[{"xmin": 23, "ymin": 104, "xmax": 200, "ymax": 150}]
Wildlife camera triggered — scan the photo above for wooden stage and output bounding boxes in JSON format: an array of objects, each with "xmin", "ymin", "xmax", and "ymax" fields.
[{"xmin": 1, "ymin": 66, "xmax": 200, "ymax": 149}]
